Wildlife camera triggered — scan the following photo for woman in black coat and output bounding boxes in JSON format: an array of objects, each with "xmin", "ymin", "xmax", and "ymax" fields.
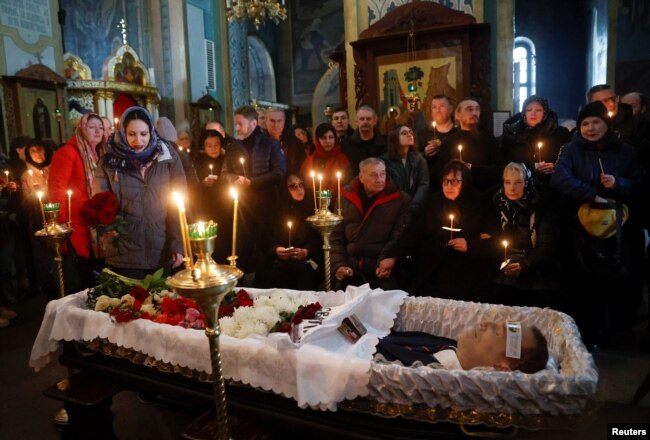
[
  {"xmin": 492, "ymin": 162, "xmax": 562, "ymax": 308},
  {"xmin": 400, "ymin": 160, "xmax": 499, "ymax": 300},
  {"xmin": 254, "ymin": 173, "xmax": 323, "ymax": 290}
]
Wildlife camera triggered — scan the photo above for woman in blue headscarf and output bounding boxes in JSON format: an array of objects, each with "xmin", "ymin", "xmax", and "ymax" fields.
[{"xmin": 94, "ymin": 107, "xmax": 187, "ymax": 278}]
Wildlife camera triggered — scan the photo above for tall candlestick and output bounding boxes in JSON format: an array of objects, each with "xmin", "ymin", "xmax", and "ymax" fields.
[
  {"xmin": 449, "ymin": 214, "xmax": 454, "ymax": 240},
  {"xmin": 287, "ymin": 221, "xmax": 292, "ymax": 248},
  {"xmin": 336, "ymin": 171, "xmax": 342, "ymax": 214},
  {"xmin": 458, "ymin": 144, "xmax": 463, "ymax": 162},
  {"xmin": 502, "ymin": 240, "xmax": 508, "ymax": 262},
  {"xmin": 172, "ymin": 192, "xmax": 192, "ymax": 269},
  {"xmin": 66, "ymin": 189, "xmax": 72, "ymax": 227},
  {"xmin": 310, "ymin": 171, "xmax": 317, "ymax": 209},
  {"xmin": 230, "ymin": 187, "xmax": 239, "ymax": 266},
  {"xmin": 537, "ymin": 142, "xmax": 543, "ymax": 162},
  {"xmin": 37, "ymin": 190, "xmax": 46, "ymax": 225}
]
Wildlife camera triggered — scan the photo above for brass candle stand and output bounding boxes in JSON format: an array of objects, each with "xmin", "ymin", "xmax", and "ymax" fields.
[
  {"xmin": 167, "ymin": 229, "xmax": 243, "ymax": 440},
  {"xmin": 307, "ymin": 193, "xmax": 342, "ymax": 291},
  {"xmin": 34, "ymin": 205, "xmax": 73, "ymax": 298}
]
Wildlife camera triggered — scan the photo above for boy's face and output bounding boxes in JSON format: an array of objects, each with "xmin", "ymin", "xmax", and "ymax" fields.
[{"xmin": 456, "ymin": 321, "xmax": 534, "ymax": 371}]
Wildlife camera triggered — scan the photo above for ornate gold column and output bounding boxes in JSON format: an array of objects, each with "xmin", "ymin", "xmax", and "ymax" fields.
[{"xmin": 95, "ymin": 90, "xmax": 107, "ymax": 117}]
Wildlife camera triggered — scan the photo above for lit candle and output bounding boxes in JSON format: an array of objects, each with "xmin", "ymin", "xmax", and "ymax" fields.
[
  {"xmin": 66, "ymin": 189, "xmax": 72, "ymax": 227},
  {"xmin": 336, "ymin": 171, "xmax": 342, "ymax": 213},
  {"xmin": 3, "ymin": 170, "xmax": 8, "ymax": 182},
  {"xmin": 458, "ymin": 144, "xmax": 463, "ymax": 162},
  {"xmin": 449, "ymin": 214, "xmax": 454, "ymax": 240},
  {"xmin": 209, "ymin": 164, "xmax": 213, "ymax": 175},
  {"xmin": 36, "ymin": 190, "xmax": 46, "ymax": 225},
  {"xmin": 287, "ymin": 221, "xmax": 292, "ymax": 248},
  {"xmin": 502, "ymin": 240, "xmax": 508, "ymax": 262},
  {"xmin": 310, "ymin": 170, "xmax": 317, "ymax": 209},
  {"xmin": 114, "ymin": 117, "xmax": 119, "ymax": 129},
  {"xmin": 179, "ymin": 146, "xmax": 184, "ymax": 152},
  {"xmin": 230, "ymin": 187, "xmax": 239, "ymax": 266},
  {"xmin": 537, "ymin": 142, "xmax": 543, "ymax": 162},
  {"xmin": 240, "ymin": 157, "xmax": 246, "ymax": 178},
  {"xmin": 607, "ymin": 112, "xmax": 613, "ymax": 119},
  {"xmin": 318, "ymin": 173, "xmax": 323, "ymax": 197},
  {"xmin": 432, "ymin": 121, "xmax": 437, "ymax": 140},
  {"xmin": 28, "ymin": 169, "xmax": 33, "ymax": 177},
  {"xmin": 172, "ymin": 192, "xmax": 192, "ymax": 269}
]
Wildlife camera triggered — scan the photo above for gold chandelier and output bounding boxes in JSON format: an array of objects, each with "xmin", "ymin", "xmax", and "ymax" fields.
[{"xmin": 226, "ymin": 0, "xmax": 287, "ymax": 29}]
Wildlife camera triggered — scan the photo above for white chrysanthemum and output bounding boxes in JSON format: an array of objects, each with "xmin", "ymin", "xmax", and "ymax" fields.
[
  {"xmin": 140, "ymin": 304, "xmax": 158, "ymax": 316},
  {"xmin": 236, "ymin": 321, "xmax": 268, "ymax": 338},
  {"xmin": 121, "ymin": 294, "xmax": 135, "ymax": 306},
  {"xmin": 109, "ymin": 298, "xmax": 122, "ymax": 308},
  {"xmin": 94, "ymin": 295, "xmax": 113, "ymax": 311},
  {"xmin": 143, "ymin": 296, "xmax": 153, "ymax": 306},
  {"xmin": 251, "ymin": 305, "xmax": 280, "ymax": 327},
  {"xmin": 269, "ymin": 292, "xmax": 298, "ymax": 314},
  {"xmin": 219, "ymin": 316, "xmax": 237, "ymax": 336}
]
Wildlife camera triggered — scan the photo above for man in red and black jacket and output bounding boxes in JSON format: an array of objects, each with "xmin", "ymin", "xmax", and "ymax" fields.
[{"xmin": 331, "ymin": 157, "xmax": 411, "ymax": 290}]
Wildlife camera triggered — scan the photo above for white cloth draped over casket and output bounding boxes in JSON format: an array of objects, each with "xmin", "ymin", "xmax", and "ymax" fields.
[{"xmin": 29, "ymin": 286, "xmax": 598, "ymax": 416}]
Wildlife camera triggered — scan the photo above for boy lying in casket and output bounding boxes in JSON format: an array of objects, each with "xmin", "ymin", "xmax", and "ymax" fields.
[{"xmin": 376, "ymin": 320, "xmax": 548, "ymax": 373}]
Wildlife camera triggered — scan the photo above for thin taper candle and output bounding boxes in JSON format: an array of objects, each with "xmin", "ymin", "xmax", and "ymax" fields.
[
  {"xmin": 3, "ymin": 170, "xmax": 8, "ymax": 182},
  {"xmin": 230, "ymin": 187, "xmax": 239, "ymax": 266},
  {"xmin": 449, "ymin": 214, "xmax": 454, "ymax": 240},
  {"xmin": 502, "ymin": 240, "xmax": 508, "ymax": 261},
  {"xmin": 598, "ymin": 157, "xmax": 605, "ymax": 174},
  {"xmin": 172, "ymin": 192, "xmax": 192, "ymax": 269},
  {"xmin": 318, "ymin": 173, "xmax": 323, "ymax": 200},
  {"xmin": 537, "ymin": 142, "xmax": 543, "ymax": 162},
  {"xmin": 432, "ymin": 121, "xmax": 437, "ymax": 140},
  {"xmin": 336, "ymin": 171, "xmax": 342, "ymax": 214},
  {"xmin": 288, "ymin": 221, "xmax": 292, "ymax": 248},
  {"xmin": 240, "ymin": 157, "xmax": 246, "ymax": 178},
  {"xmin": 66, "ymin": 189, "xmax": 72, "ymax": 227},
  {"xmin": 37, "ymin": 190, "xmax": 46, "ymax": 225},
  {"xmin": 209, "ymin": 164, "xmax": 213, "ymax": 175},
  {"xmin": 458, "ymin": 144, "xmax": 463, "ymax": 161}
]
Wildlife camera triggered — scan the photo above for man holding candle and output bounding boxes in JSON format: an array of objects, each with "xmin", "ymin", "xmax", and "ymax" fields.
[
  {"xmin": 232, "ymin": 105, "xmax": 287, "ymax": 274},
  {"xmin": 436, "ymin": 99, "xmax": 503, "ymax": 193},
  {"xmin": 417, "ymin": 95, "xmax": 458, "ymax": 180},
  {"xmin": 331, "ymin": 158, "xmax": 411, "ymax": 290}
]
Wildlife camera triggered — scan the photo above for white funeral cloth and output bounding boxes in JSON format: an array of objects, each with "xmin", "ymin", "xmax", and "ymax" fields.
[
  {"xmin": 29, "ymin": 285, "xmax": 407, "ymax": 411},
  {"xmin": 369, "ymin": 297, "xmax": 599, "ymax": 416}
]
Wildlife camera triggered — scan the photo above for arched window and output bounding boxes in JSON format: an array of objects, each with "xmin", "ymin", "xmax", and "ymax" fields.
[{"xmin": 513, "ymin": 37, "xmax": 536, "ymax": 112}]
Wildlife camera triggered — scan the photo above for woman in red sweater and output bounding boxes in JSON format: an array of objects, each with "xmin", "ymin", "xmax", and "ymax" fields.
[{"xmin": 48, "ymin": 113, "xmax": 106, "ymax": 293}]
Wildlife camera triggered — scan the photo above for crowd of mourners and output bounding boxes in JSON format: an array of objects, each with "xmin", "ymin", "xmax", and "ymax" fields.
[{"xmin": 1, "ymin": 84, "xmax": 649, "ymax": 349}]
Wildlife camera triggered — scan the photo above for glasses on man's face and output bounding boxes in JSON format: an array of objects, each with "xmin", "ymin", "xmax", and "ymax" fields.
[
  {"xmin": 442, "ymin": 178, "xmax": 462, "ymax": 187},
  {"xmin": 288, "ymin": 182, "xmax": 304, "ymax": 190}
]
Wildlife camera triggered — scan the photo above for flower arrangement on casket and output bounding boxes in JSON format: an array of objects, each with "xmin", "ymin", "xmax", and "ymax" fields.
[{"xmin": 87, "ymin": 269, "xmax": 322, "ymax": 336}]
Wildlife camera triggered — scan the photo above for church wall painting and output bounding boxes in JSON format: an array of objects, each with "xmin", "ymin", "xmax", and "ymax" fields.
[
  {"xmin": 290, "ymin": 0, "xmax": 344, "ymax": 102},
  {"xmin": 20, "ymin": 87, "xmax": 59, "ymax": 141},
  {"xmin": 375, "ymin": 45, "xmax": 463, "ymax": 133}
]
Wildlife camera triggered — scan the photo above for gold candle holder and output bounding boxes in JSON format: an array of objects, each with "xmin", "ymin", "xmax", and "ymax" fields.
[
  {"xmin": 34, "ymin": 204, "xmax": 73, "ymax": 298},
  {"xmin": 307, "ymin": 192, "xmax": 343, "ymax": 291},
  {"xmin": 168, "ymin": 228, "xmax": 243, "ymax": 440}
]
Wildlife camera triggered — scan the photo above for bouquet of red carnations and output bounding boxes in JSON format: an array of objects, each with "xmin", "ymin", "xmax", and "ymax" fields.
[{"xmin": 80, "ymin": 191, "xmax": 127, "ymax": 256}]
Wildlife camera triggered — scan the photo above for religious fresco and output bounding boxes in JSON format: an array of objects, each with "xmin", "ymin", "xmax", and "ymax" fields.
[
  {"xmin": 291, "ymin": 0, "xmax": 344, "ymax": 98},
  {"xmin": 368, "ymin": 0, "xmax": 477, "ymax": 24}
]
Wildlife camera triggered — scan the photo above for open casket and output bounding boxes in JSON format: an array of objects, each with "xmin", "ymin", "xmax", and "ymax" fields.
[{"xmin": 29, "ymin": 286, "xmax": 598, "ymax": 433}]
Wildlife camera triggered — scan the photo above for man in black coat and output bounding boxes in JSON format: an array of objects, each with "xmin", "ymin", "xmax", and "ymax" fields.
[{"xmin": 341, "ymin": 106, "xmax": 387, "ymax": 177}]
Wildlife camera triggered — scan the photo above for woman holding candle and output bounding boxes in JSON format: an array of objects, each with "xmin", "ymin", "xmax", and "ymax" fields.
[
  {"xmin": 551, "ymin": 101, "xmax": 646, "ymax": 346},
  {"xmin": 501, "ymin": 95, "xmax": 570, "ymax": 189},
  {"xmin": 300, "ymin": 123, "xmax": 351, "ymax": 208},
  {"xmin": 491, "ymin": 162, "xmax": 562, "ymax": 308},
  {"xmin": 94, "ymin": 106, "xmax": 186, "ymax": 279},
  {"xmin": 255, "ymin": 173, "xmax": 323, "ymax": 289},
  {"xmin": 381, "ymin": 125, "xmax": 429, "ymax": 212},
  {"xmin": 398, "ymin": 160, "xmax": 498, "ymax": 299},
  {"xmin": 49, "ymin": 112, "xmax": 107, "ymax": 293}
]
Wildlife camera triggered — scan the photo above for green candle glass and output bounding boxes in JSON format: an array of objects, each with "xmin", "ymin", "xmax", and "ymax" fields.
[
  {"xmin": 43, "ymin": 202, "xmax": 61, "ymax": 212},
  {"xmin": 188, "ymin": 221, "xmax": 218, "ymax": 240}
]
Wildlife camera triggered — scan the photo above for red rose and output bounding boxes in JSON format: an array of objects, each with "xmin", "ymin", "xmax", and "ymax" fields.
[
  {"xmin": 93, "ymin": 192, "xmax": 119, "ymax": 210},
  {"xmin": 219, "ymin": 305, "xmax": 235, "ymax": 318},
  {"xmin": 79, "ymin": 203, "xmax": 97, "ymax": 226},
  {"xmin": 96, "ymin": 207, "xmax": 117, "ymax": 225},
  {"xmin": 278, "ymin": 323, "xmax": 292, "ymax": 333},
  {"xmin": 129, "ymin": 286, "xmax": 150, "ymax": 302}
]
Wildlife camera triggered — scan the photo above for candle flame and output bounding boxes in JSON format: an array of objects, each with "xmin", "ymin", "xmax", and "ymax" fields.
[
  {"xmin": 114, "ymin": 117, "xmax": 119, "ymax": 125},
  {"xmin": 28, "ymin": 169, "xmax": 33, "ymax": 176},
  {"xmin": 449, "ymin": 214, "xmax": 454, "ymax": 220},
  {"xmin": 608, "ymin": 112, "xmax": 613, "ymax": 118},
  {"xmin": 433, "ymin": 121, "xmax": 437, "ymax": 128},
  {"xmin": 537, "ymin": 142, "xmax": 542, "ymax": 149},
  {"xmin": 288, "ymin": 221, "xmax": 292, "ymax": 229},
  {"xmin": 336, "ymin": 171, "xmax": 341, "ymax": 179},
  {"xmin": 240, "ymin": 157, "xmax": 245, "ymax": 165},
  {"xmin": 230, "ymin": 187, "xmax": 238, "ymax": 200},
  {"xmin": 67, "ymin": 189, "xmax": 72, "ymax": 196},
  {"xmin": 502, "ymin": 240, "xmax": 508, "ymax": 248},
  {"xmin": 318, "ymin": 173, "xmax": 323, "ymax": 181},
  {"xmin": 37, "ymin": 190, "xmax": 43, "ymax": 200},
  {"xmin": 458, "ymin": 144, "xmax": 463, "ymax": 152},
  {"xmin": 310, "ymin": 170, "xmax": 315, "ymax": 178},
  {"xmin": 172, "ymin": 191, "xmax": 185, "ymax": 210},
  {"xmin": 179, "ymin": 146, "xmax": 183, "ymax": 152}
]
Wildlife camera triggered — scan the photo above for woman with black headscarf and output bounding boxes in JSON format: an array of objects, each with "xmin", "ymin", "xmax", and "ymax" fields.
[
  {"xmin": 94, "ymin": 107, "xmax": 187, "ymax": 279},
  {"xmin": 501, "ymin": 95, "xmax": 570, "ymax": 189}
]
